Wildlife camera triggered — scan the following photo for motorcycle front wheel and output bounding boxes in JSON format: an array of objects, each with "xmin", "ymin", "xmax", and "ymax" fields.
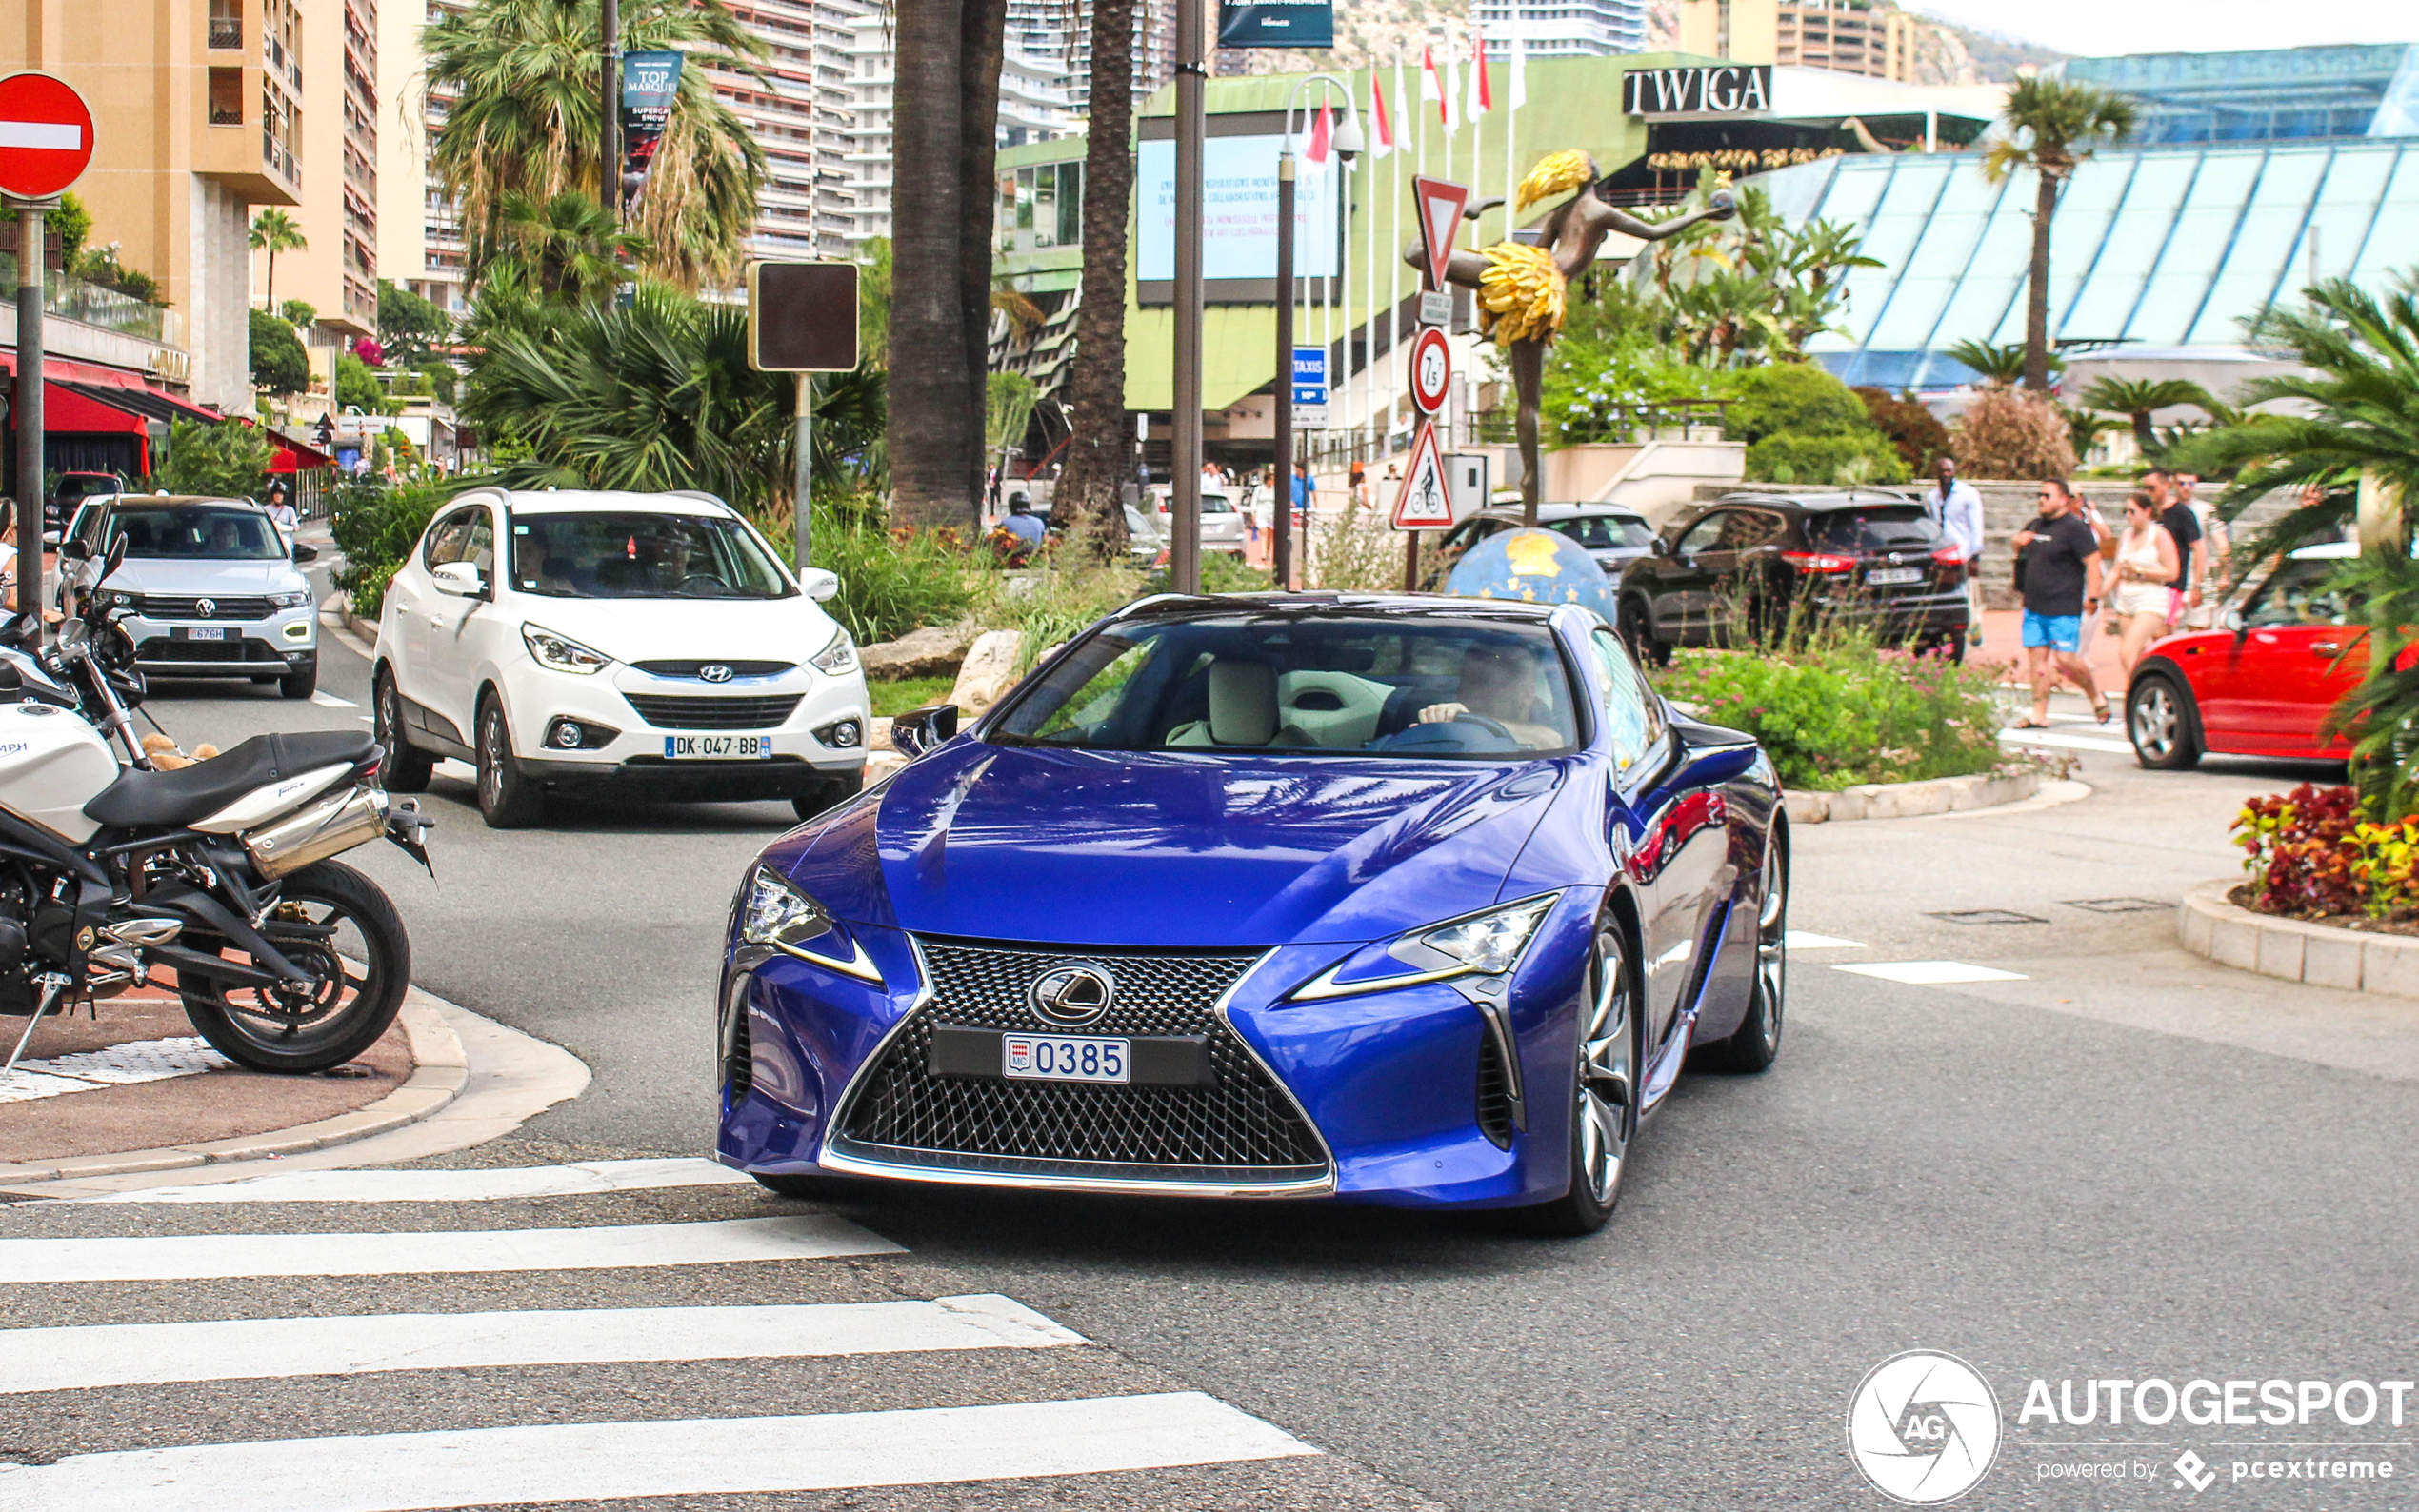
[{"xmin": 177, "ymin": 859, "xmax": 411, "ymax": 1074}]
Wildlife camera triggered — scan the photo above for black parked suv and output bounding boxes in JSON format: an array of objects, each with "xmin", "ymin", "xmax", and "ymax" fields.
[{"xmin": 1616, "ymin": 491, "xmax": 1969, "ymax": 663}]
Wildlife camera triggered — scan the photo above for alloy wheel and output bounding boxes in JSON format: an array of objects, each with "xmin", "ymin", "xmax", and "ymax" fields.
[
  {"xmin": 1755, "ymin": 841, "xmax": 1788, "ymax": 1054},
  {"xmin": 2131, "ymin": 683, "xmax": 2177, "ymax": 760},
  {"xmin": 1577, "ymin": 926, "xmax": 1634, "ymax": 1207},
  {"xmin": 479, "ymin": 708, "xmax": 504, "ymax": 808}
]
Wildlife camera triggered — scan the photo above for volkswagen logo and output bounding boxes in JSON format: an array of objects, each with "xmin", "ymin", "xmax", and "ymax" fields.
[
  {"xmin": 195, "ymin": 598, "xmax": 217, "ymax": 618},
  {"xmin": 1029, "ymin": 962, "xmax": 1117, "ymax": 1027},
  {"xmin": 699, "ymin": 664, "xmax": 734, "ymax": 684}
]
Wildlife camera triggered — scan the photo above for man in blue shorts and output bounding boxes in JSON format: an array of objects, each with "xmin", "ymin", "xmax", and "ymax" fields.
[{"xmin": 2009, "ymin": 477, "xmax": 2106, "ymax": 728}]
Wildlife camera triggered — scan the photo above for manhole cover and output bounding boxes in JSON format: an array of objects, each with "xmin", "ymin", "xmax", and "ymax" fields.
[
  {"xmin": 1925, "ymin": 909, "xmax": 2050, "ymax": 925},
  {"xmin": 2061, "ymin": 897, "xmax": 2169, "ymax": 914}
]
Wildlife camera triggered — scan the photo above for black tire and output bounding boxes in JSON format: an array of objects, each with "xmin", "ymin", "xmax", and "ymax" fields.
[
  {"xmin": 374, "ymin": 667, "xmax": 435, "ymax": 794},
  {"xmin": 791, "ymin": 767, "xmax": 866, "ymax": 824},
  {"xmin": 475, "ymin": 694, "xmax": 548, "ymax": 828},
  {"xmin": 1619, "ymin": 598, "xmax": 1669, "ymax": 668},
  {"xmin": 1693, "ymin": 826, "xmax": 1788, "ymax": 1074},
  {"xmin": 278, "ymin": 658, "xmax": 317, "ymax": 700},
  {"xmin": 177, "ymin": 859, "xmax": 410, "ymax": 1074},
  {"xmin": 2129, "ymin": 671, "xmax": 2203, "ymax": 770},
  {"xmin": 1509, "ymin": 915, "xmax": 1638, "ymax": 1237}
]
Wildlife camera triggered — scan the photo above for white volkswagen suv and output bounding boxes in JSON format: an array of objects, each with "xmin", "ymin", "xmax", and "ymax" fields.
[{"xmin": 370, "ymin": 487, "xmax": 870, "ymax": 828}]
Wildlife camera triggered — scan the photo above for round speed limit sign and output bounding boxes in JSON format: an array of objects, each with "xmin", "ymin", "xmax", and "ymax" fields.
[{"xmin": 1409, "ymin": 326, "xmax": 1451, "ymax": 415}]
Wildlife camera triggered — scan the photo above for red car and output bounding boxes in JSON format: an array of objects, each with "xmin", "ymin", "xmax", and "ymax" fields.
[{"xmin": 2127, "ymin": 543, "xmax": 2368, "ymax": 768}]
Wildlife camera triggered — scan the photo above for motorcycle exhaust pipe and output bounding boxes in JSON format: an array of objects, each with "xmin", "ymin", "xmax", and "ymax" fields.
[{"xmin": 241, "ymin": 786, "xmax": 391, "ymax": 880}]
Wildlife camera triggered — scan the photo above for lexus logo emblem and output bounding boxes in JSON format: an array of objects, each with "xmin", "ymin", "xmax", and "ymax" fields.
[
  {"xmin": 195, "ymin": 598, "xmax": 216, "ymax": 618},
  {"xmin": 699, "ymin": 664, "xmax": 734, "ymax": 683},
  {"xmin": 1030, "ymin": 963, "xmax": 1116, "ymax": 1026}
]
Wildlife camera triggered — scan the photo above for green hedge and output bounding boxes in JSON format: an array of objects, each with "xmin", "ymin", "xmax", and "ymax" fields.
[
  {"xmin": 1745, "ymin": 432, "xmax": 1911, "ymax": 487},
  {"xmin": 329, "ymin": 478, "xmax": 451, "ymax": 623}
]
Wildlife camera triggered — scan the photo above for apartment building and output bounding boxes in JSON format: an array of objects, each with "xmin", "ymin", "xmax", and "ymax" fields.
[
  {"xmin": 259, "ymin": 0, "xmax": 378, "ymax": 341},
  {"xmin": 3, "ymin": 0, "xmax": 304, "ymax": 411},
  {"xmin": 1474, "ymin": 0, "xmax": 1649, "ymax": 59},
  {"xmin": 375, "ymin": 0, "xmax": 461, "ymax": 313},
  {"xmin": 1677, "ymin": 0, "xmax": 1918, "ymax": 82}
]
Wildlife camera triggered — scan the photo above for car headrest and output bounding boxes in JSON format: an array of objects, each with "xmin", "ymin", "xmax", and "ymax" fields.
[{"xmin": 1207, "ymin": 660, "xmax": 1278, "ymax": 746}]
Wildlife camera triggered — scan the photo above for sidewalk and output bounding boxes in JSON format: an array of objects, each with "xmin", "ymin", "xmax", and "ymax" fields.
[{"xmin": 1969, "ymin": 606, "xmax": 2127, "ymax": 693}]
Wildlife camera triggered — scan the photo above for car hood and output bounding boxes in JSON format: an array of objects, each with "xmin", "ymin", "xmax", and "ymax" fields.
[
  {"xmin": 510, "ymin": 592, "xmax": 843, "ymax": 665},
  {"xmin": 788, "ymin": 740, "xmax": 1568, "ymax": 948},
  {"xmin": 104, "ymin": 558, "xmax": 308, "ymax": 596}
]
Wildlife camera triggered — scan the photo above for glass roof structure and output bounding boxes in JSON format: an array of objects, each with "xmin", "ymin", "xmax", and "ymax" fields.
[
  {"xmin": 1758, "ymin": 138, "xmax": 2419, "ymax": 391},
  {"xmin": 2062, "ymin": 46, "xmax": 2419, "ymax": 146}
]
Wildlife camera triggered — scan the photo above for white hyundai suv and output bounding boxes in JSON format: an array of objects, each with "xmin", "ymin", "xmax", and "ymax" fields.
[{"xmin": 370, "ymin": 487, "xmax": 870, "ymax": 828}]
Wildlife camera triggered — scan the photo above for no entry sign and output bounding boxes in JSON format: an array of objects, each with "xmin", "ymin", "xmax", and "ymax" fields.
[
  {"xmin": 1408, "ymin": 326, "xmax": 1451, "ymax": 415},
  {"xmin": 0, "ymin": 72, "xmax": 94, "ymax": 200}
]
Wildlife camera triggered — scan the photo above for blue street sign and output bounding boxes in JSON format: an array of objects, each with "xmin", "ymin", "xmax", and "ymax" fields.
[{"xmin": 1291, "ymin": 346, "xmax": 1328, "ymax": 407}]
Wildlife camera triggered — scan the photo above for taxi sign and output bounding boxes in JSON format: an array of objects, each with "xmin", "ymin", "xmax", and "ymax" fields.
[
  {"xmin": 0, "ymin": 72, "xmax": 94, "ymax": 200},
  {"xmin": 1389, "ymin": 421, "xmax": 1455, "ymax": 530}
]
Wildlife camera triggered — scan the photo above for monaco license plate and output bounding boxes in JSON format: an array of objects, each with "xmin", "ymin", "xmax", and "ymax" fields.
[
  {"xmin": 1867, "ymin": 567, "xmax": 1924, "ymax": 587},
  {"xmin": 662, "ymin": 734, "xmax": 774, "ymax": 759},
  {"xmin": 176, "ymin": 627, "xmax": 230, "ymax": 641},
  {"xmin": 1002, "ymin": 1033, "xmax": 1130, "ymax": 1083}
]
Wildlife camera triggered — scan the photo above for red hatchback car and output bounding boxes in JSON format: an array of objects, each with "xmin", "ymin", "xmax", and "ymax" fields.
[{"xmin": 2126, "ymin": 543, "xmax": 2366, "ymax": 768}]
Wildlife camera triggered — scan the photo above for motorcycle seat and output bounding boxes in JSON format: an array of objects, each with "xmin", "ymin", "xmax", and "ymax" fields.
[{"xmin": 85, "ymin": 731, "xmax": 378, "ymax": 830}]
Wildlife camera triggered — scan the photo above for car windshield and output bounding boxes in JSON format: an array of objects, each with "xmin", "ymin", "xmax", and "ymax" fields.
[
  {"xmin": 990, "ymin": 613, "xmax": 1581, "ymax": 759},
  {"xmin": 1549, "ymin": 514, "xmax": 1653, "ymax": 551},
  {"xmin": 1807, "ymin": 507, "xmax": 1941, "ymax": 553},
  {"xmin": 57, "ymin": 476, "xmax": 119, "ymax": 504},
  {"xmin": 509, "ymin": 512, "xmax": 794, "ymax": 599},
  {"xmin": 2245, "ymin": 556, "xmax": 2357, "ymax": 627},
  {"xmin": 106, "ymin": 505, "xmax": 287, "ymax": 560}
]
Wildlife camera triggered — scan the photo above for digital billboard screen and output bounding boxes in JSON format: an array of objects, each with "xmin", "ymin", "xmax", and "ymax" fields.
[{"xmin": 1137, "ymin": 134, "xmax": 1341, "ymax": 285}]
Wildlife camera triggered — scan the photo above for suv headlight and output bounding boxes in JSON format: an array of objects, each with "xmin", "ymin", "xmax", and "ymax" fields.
[
  {"xmin": 522, "ymin": 624, "xmax": 612, "ymax": 675},
  {"xmin": 1293, "ymin": 894, "xmax": 1562, "ymax": 1001},
  {"xmin": 738, "ymin": 865, "xmax": 880, "ymax": 982},
  {"xmin": 810, "ymin": 627, "xmax": 858, "ymax": 677},
  {"xmin": 269, "ymin": 589, "xmax": 312, "ymax": 608}
]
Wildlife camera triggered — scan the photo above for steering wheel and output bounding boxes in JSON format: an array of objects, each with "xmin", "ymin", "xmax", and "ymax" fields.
[
  {"xmin": 1449, "ymin": 713, "xmax": 1516, "ymax": 741},
  {"xmin": 674, "ymin": 572, "xmax": 731, "ymax": 595}
]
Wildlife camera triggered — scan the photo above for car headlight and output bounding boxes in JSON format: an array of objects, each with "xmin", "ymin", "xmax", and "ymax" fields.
[
  {"xmin": 104, "ymin": 591, "xmax": 135, "ymax": 610},
  {"xmin": 269, "ymin": 589, "xmax": 312, "ymax": 608},
  {"xmin": 738, "ymin": 865, "xmax": 881, "ymax": 982},
  {"xmin": 522, "ymin": 624, "xmax": 613, "ymax": 675},
  {"xmin": 810, "ymin": 627, "xmax": 858, "ymax": 677},
  {"xmin": 1292, "ymin": 893, "xmax": 1562, "ymax": 1001}
]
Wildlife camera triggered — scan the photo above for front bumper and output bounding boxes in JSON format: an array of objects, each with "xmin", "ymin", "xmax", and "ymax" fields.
[
  {"xmin": 501, "ymin": 660, "xmax": 869, "ymax": 792},
  {"xmin": 129, "ymin": 606, "xmax": 317, "ymax": 676},
  {"xmin": 715, "ymin": 892, "xmax": 1603, "ymax": 1210}
]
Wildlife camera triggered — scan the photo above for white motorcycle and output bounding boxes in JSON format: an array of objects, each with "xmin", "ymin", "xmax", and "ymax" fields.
[{"xmin": 0, "ymin": 540, "xmax": 433, "ymax": 1076}]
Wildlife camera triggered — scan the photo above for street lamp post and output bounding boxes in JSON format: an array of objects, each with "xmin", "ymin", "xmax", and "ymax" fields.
[
  {"xmin": 601, "ymin": 0, "xmax": 620, "ymax": 216},
  {"xmin": 1270, "ymin": 76, "xmax": 1361, "ymax": 591},
  {"xmin": 1169, "ymin": 0, "xmax": 1207, "ymax": 595}
]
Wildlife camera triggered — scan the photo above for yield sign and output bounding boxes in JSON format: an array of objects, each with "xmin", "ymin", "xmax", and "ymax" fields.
[
  {"xmin": 1390, "ymin": 421, "xmax": 1455, "ymax": 530},
  {"xmin": 0, "ymin": 73, "xmax": 94, "ymax": 201},
  {"xmin": 1411, "ymin": 175, "xmax": 1469, "ymax": 294}
]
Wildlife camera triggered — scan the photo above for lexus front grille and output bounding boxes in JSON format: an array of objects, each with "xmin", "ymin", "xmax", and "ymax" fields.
[
  {"xmin": 830, "ymin": 940, "xmax": 1329, "ymax": 1185},
  {"xmin": 623, "ymin": 692, "xmax": 804, "ymax": 730}
]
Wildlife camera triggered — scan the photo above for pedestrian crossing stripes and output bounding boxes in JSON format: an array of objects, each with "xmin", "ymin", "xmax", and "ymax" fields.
[
  {"xmin": 79, "ymin": 1156, "xmax": 753, "ymax": 1204},
  {"xmin": 0, "ymin": 1213, "xmax": 900, "ymax": 1283},
  {"xmin": 0, "ymin": 1392, "xmax": 1319, "ymax": 1512},
  {"xmin": 0, "ymin": 1295, "xmax": 1085, "ymax": 1393}
]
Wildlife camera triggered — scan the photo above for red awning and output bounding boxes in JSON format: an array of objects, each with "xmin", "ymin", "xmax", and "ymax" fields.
[
  {"xmin": 0, "ymin": 352, "xmax": 222, "ymax": 428},
  {"xmin": 267, "ymin": 428, "xmax": 333, "ymax": 473}
]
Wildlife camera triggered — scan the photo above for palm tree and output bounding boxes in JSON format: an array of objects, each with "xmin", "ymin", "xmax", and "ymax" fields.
[
  {"xmin": 1945, "ymin": 338, "xmax": 2038, "ymax": 388},
  {"xmin": 423, "ymin": 0, "xmax": 768, "ymax": 289},
  {"xmin": 1983, "ymin": 78, "xmax": 2136, "ymax": 393},
  {"xmin": 485, "ymin": 189, "xmax": 649, "ymax": 303},
  {"xmin": 249, "ymin": 209, "xmax": 306, "ymax": 310},
  {"xmin": 1048, "ymin": 0, "xmax": 1137, "ymax": 551},
  {"xmin": 2079, "ymin": 375, "xmax": 2215, "ymax": 456},
  {"xmin": 889, "ymin": 0, "xmax": 1009, "ymax": 528}
]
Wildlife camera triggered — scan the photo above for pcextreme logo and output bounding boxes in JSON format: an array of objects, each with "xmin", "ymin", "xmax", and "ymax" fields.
[{"xmin": 1846, "ymin": 1351, "xmax": 2003, "ymax": 1504}]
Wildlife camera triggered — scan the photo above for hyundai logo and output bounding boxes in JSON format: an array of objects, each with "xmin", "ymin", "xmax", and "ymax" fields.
[
  {"xmin": 1030, "ymin": 963, "xmax": 1117, "ymax": 1026},
  {"xmin": 699, "ymin": 664, "xmax": 734, "ymax": 684},
  {"xmin": 195, "ymin": 598, "xmax": 217, "ymax": 618}
]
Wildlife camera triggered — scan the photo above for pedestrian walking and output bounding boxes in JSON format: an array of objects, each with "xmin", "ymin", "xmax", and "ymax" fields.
[
  {"xmin": 2071, "ymin": 489, "xmax": 2115, "ymax": 657},
  {"xmin": 2009, "ymin": 477, "xmax": 2108, "ymax": 728},
  {"xmin": 2177, "ymin": 470, "xmax": 2229, "ymax": 618},
  {"xmin": 2145, "ymin": 467, "xmax": 2205, "ymax": 627},
  {"xmin": 1349, "ymin": 461, "xmax": 1369, "ymax": 511},
  {"xmin": 2105, "ymin": 490, "xmax": 2181, "ymax": 681},
  {"xmin": 1921, "ymin": 455, "xmax": 1987, "ymax": 649}
]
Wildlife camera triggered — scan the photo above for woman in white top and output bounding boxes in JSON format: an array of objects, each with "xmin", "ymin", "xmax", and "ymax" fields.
[{"xmin": 2108, "ymin": 490, "xmax": 2181, "ymax": 680}]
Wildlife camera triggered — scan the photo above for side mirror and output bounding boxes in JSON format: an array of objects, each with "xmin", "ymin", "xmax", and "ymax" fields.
[
  {"xmin": 2223, "ymin": 607, "xmax": 2246, "ymax": 635},
  {"xmin": 1649, "ymin": 537, "xmax": 1670, "ymax": 559},
  {"xmin": 890, "ymin": 703, "xmax": 960, "ymax": 759},
  {"xmin": 55, "ymin": 539, "xmax": 87, "ymax": 563},
  {"xmin": 430, "ymin": 561, "xmax": 487, "ymax": 598},
  {"xmin": 292, "ymin": 543, "xmax": 319, "ymax": 565},
  {"xmin": 798, "ymin": 567, "xmax": 839, "ymax": 603}
]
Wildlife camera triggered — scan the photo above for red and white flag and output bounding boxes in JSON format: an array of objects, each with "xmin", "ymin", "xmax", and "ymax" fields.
[
  {"xmin": 1440, "ymin": 38, "xmax": 1462, "ymax": 130},
  {"xmin": 1509, "ymin": 28, "xmax": 1528, "ymax": 109},
  {"xmin": 1424, "ymin": 43, "xmax": 1459, "ymax": 130},
  {"xmin": 1369, "ymin": 70, "xmax": 1394, "ymax": 157},
  {"xmin": 1468, "ymin": 32, "xmax": 1491, "ymax": 120},
  {"xmin": 1306, "ymin": 100, "xmax": 1333, "ymax": 166}
]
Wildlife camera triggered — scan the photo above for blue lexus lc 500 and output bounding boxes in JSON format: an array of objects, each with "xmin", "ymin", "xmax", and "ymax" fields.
[{"xmin": 716, "ymin": 593, "xmax": 1786, "ymax": 1234}]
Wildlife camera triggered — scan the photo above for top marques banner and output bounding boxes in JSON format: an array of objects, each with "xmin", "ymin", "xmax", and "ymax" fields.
[
  {"xmin": 620, "ymin": 50, "xmax": 685, "ymax": 209},
  {"xmin": 1216, "ymin": 0, "xmax": 1333, "ymax": 49}
]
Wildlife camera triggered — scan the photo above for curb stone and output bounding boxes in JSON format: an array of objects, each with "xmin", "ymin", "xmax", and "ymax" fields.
[
  {"xmin": 2177, "ymin": 879, "xmax": 2419, "ymax": 999},
  {"xmin": 0, "ymin": 993, "xmax": 468, "ymax": 1185},
  {"xmin": 1783, "ymin": 770, "xmax": 2040, "ymax": 824}
]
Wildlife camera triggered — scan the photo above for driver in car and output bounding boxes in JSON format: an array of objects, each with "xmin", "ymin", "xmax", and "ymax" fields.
[
  {"xmin": 1416, "ymin": 643, "xmax": 1562, "ymax": 748},
  {"xmin": 639, "ymin": 528, "xmax": 697, "ymax": 592}
]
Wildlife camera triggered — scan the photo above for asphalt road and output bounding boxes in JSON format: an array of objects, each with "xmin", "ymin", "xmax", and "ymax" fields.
[{"xmin": 19, "ymin": 555, "xmax": 2417, "ymax": 1511}]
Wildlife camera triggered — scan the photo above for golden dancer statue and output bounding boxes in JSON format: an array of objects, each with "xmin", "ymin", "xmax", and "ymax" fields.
[{"xmin": 1409, "ymin": 152, "xmax": 1735, "ymax": 525}]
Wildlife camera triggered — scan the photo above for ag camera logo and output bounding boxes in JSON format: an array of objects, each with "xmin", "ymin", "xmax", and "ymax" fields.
[{"xmin": 1847, "ymin": 1351, "xmax": 2002, "ymax": 1503}]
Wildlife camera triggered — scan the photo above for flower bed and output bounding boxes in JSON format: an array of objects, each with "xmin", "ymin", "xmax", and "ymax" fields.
[{"xmin": 2231, "ymin": 784, "xmax": 2419, "ymax": 936}]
